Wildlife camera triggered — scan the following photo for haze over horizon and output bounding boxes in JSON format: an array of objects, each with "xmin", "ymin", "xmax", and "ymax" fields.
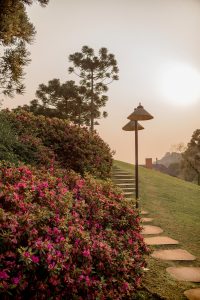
[{"xmin": 2, "ymin": 0, "xmax": 200, "ymax": 164}]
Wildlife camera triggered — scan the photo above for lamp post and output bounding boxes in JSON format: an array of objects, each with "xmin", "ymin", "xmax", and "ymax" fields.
[
  {"xmin": 122, "ymin": 120, "xmax": 144, "ymax": 208},
  {"xmin": 124, "ymin": 103, "xmax": 153, "ymax": 209}
]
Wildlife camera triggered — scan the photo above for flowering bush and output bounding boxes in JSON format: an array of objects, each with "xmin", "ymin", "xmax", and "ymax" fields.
[
  {"xmin": 0, "ymin": 163, "xmax": 148, "ymax": 299},
  {"xmin": 3, "ymin": 109, "xmax": 113, "ymax": 178}
]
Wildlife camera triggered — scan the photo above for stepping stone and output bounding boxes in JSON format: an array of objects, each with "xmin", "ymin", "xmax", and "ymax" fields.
[
  {"xmin": 184, "ymin": 288, "xmax": 200, "ymax": 300},
  {"xmin": 144, "ymin": 236, "xmax": 179, "ymax": 245},
  {"xmin": 141, "ymin": 225, "xmax": 163, "ymax": 235},
  {"xmin": 141, "ymin": 210, "xmax": 149, "ymax": 215},
  {"xmin": 141, "ymin": 217, "xmax": 153, "ymax": 222},
  {"xmin": 166, "ymin": 267, "xmax": 200, "ymax": 282},
  {"xmin": 151, "ymin": 249, "xmax": 196, "ymax": 261}
]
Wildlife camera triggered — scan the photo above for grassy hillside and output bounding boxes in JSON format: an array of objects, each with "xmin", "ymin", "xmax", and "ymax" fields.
[{"xmin": 114, "ymin": 160, "xmax": 200, "ymax": 300}]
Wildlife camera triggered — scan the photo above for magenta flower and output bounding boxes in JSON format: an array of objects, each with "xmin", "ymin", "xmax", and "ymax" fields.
[
  {"xmin": 83, "ymin": 249, "xmax": 91, "ymax": 258},
  {"xmin": 12, "ymin": 277, "xmax": 20, "ymax": 285},
  {"xmin": 31, "ymin": 255, "xmax": 39, "ymax": 263},
  {"xmin": 0, "ymin": 271, "xmax": 9, "ymax": 280}
]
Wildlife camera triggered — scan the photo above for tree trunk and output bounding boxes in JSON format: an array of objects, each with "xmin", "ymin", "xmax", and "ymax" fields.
[
  {"xmin": 78, "ymin": 99, "xmax": 81, "ymax": 128},
  {"xmin": 64, "ymin": 97, "xmax": 68, "ymax": 119},
  {"xmin": 90, "ymin": 70, "xmax": 94, "ymax": 132}
]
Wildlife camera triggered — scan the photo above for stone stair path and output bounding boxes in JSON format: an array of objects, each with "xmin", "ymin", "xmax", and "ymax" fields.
[
  {"xmin": 112, "ymin": 166, "xmax": 200, "ymax": 300},
  {"xmin": 112, "ymin": 166, "xmax": 136, "ymax": 200}
]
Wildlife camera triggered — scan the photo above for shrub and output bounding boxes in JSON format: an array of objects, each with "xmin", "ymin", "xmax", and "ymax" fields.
[
  {"xmin": 0, "ymin": 163, "xmax": 148, "ymax": 299},
  {"xmin": 3, "ymin": 109, "xmax": 113, "ymax": 178},
  {"xmin": 0, "ymin": 113, "xmax": 20, "ymax": 163},
  {"xmin": 0, "ymin": 112, "xmax": 55, "ymax": 167}
]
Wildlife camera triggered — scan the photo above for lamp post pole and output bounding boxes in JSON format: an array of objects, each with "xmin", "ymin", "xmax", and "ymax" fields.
[
  {"xmin": 123, "ymin": 103, "xmax": 153, "ymax": 210},
  {"xmin": 135, "ymin": 120, "xmax": 139, "ymax": 208},
  {"xmin": 122, "ymin": 120, "xmax": 144, "ymax": 208}
]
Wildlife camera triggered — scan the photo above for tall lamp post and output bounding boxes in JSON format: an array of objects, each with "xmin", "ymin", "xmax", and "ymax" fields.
[
  {"xmin": 122, "ymin": 120, "xmax": 144, "ymax": 208},
  {"xmin": 124, "ymin": 103, "xmax": 153, "ymax": 209}
]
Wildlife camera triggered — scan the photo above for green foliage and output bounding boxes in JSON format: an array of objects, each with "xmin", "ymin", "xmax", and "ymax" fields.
[
  {"xmin": 182, "ymin": 129, "xmax": 200, "ymax": 185},
  {"xmin": 0, "ymin": 111, "xmax": 54, "ymax": 166},
  {"xmin": 167, "ymin": 162, "xmax": 181, "ymax": 177},
  {"xmin": 3, "ymin": 109, "xmax": 113, "ymax": 178},
  {"xmin": 69, "ymin": 45, "xmax": 119, "ymax": 131},
  {"xmin": 16, "ymin": 79, "xmax": 91, "ymax": 126},
  {"xmin": 0, "ymin": 113, "xmax": 19, "ymax": 162},
  {"xmin": 0, "ymin": 0, "xmax": 49, "ymax": 96}
]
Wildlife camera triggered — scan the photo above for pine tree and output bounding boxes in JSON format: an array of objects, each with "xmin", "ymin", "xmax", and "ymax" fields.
[
  {"xmin": 17, "ymin": 79, "xmax": 90, "ymax": 126},
  {"xmin": 69, "ymin": 46, "xmax": 119, "ymax": 131}
]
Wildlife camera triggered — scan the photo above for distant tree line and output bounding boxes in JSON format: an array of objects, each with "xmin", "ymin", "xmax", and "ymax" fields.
[{"xmin": 155, "ymin": 131, "xmax": 200, "ymax": 185}]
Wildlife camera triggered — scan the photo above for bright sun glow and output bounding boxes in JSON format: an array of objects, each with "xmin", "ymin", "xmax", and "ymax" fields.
[{"xmin": 159, "ymin": 63, "xmax": 200, "ymax": 106}]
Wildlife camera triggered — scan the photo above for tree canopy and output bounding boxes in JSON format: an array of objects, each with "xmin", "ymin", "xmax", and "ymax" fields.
[
  {"xmin": 182, "ymin": 129, "xmax": 200, "ymax": 185},
  {"xmin": 0, "ymin": 0, "xmax": 49, "ymax": 97},
  {"xmin": 69, "ymin": 45, "xmax": 119, "ymax": 131},
  {"xmin": 16, "ymin": 79, "xmax": 91, "ymax": 126}
]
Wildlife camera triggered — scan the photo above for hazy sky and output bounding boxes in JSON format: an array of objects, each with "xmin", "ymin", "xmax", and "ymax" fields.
[{"xmin": 2, "ymin": 0, "xmax": 200, "ymax": 163}]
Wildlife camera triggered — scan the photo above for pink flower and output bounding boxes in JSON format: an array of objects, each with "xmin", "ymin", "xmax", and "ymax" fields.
[
  {"xmin": 31, "ymin": 255, "xmax": 39, "ymax": 263},
  {"xmin": 76, "ymin": 179, "xmax": 85, "ymax": 188},
  {"xmin": 0, "ymin": 271, "xmax": 9, "ymax": 280},
  {"xmin": 24, "ymin": 251, "xmax": 30, "ymax": 258},
  {"xmin": 16, "ymin": 182, "xmax": 27, "ymax": 189},
  {"xmin": 83, "ymin": 249, "xmax": 91, "ymax": 258},
  {"xmin": 122, "ymin": 282, "xmax": 129, "ymax": 291},
  {"xmin": 12, "ymin": 277, "xmax": 20, "ymax": 285}
]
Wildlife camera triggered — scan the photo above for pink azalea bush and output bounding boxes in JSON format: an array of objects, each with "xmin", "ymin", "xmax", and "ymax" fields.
[
  {"xmin": 0, "ymin": 163, "xmax": 148, "ymax": 299},
  {"xmin": 3, "ymin": 109, "xmax": 113, "ymax": 178}
]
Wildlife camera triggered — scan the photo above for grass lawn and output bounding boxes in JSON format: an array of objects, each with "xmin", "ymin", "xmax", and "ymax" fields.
[{"xmin": 114, "ymin": 160, "xmax": 200, "ymax": 300}]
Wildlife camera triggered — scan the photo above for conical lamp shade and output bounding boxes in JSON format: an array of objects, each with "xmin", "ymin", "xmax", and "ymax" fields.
[
  {"xmin": 122, "ymin": 121, "xmax": 144, "ymax": 131},
  {"xmin": 128, "ymin": 103, "xmax": 153, "ymax": 121}
]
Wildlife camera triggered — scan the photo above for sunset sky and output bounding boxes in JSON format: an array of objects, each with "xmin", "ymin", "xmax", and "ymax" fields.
[{"xmin": 2, "ymin": 0, "xmax": 200, "ymax": 164}]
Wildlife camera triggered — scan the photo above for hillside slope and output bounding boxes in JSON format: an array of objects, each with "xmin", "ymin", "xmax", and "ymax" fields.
[{"xmin": 114, "ymin": 160, "xmax": 200, "ymax": 300}]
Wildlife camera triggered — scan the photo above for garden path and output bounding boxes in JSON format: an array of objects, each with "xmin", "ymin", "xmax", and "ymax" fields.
[{"xmin": 112, "ymin": 166, "xmax": 200, "ymax": 300}]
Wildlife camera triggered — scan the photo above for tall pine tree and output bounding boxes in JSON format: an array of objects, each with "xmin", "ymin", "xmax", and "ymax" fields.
[{"xmin": 69, "ymin": 46, "xmax": 119, "ymax": 131}]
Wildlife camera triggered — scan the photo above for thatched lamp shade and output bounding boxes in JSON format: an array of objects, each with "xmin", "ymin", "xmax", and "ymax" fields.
[
  {"xmin": 128, "ymin": 103, "xmax": 153, "ymax": 121},
  {"xmin": 122, "ymin": 120, "xmax": 144, "ymax": 131}
]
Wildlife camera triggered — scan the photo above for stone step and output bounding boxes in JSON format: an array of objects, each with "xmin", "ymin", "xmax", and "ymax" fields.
[
  {"xmin": 113, "ymin": 178, "xmax": 135, "ymax": 184},
  {"xmin": 112, "ymin": 175, "xmax": 135, "ymax": 179},
  {"xmin": 116, "ymin": 183, "xmax": 135, "ymax": 188},
  {"xmin": 151, "ymin": 249, "xmax": 196, "ymax": 261},
  {"xmin": 112, "ymin": 172, "xmax": 132, "ymax": 176},
  {"xmin": 184, "ymin": 288, "xmax": 200, "ymax": 300},
  {"xmin": 166, "ymin": 267, "xmax": 200, "ymax": 282},
  {"xmin": 121, "ymin": 187, "xmax": 136, "ymax": 192},
  {"xmin": 144, "ymin": 236, "xmax": 179, "ymax": 245},
  {"xmin": 141, "ymin": 210, "xmax": 149, "ymax": 215},
  {"xmin": 141, "ymin": 225, "xmax": 163, "ymax": 235}
]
